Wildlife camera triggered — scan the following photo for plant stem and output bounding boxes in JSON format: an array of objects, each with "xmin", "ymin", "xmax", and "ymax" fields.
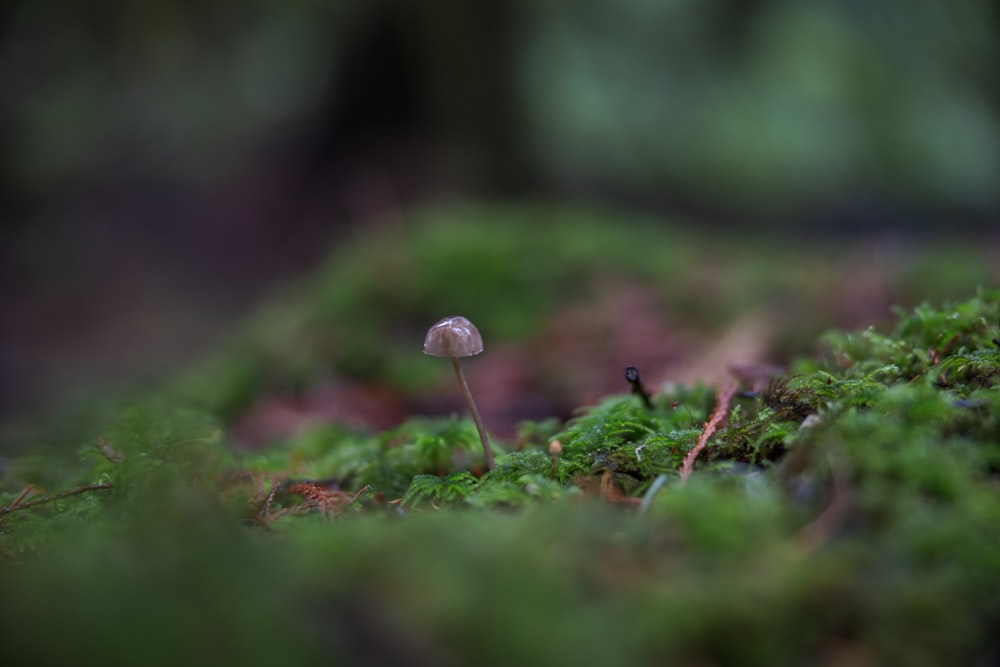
[{"xmin": 452, "ymin": 356, "xmax": 495, "ymax": 470}]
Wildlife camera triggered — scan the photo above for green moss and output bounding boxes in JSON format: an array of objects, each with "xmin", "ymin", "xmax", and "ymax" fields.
[{"xmin": 3, "ymin": 217, "xmax": 1000, "ymax": 664}]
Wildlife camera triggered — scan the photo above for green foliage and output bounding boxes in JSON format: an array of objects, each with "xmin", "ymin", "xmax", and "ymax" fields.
[
  {"xmin": 402, "ymin": 472, "xmax": 478, "ymax": 508},
  {"xmin": 938, "ymin": 351, "xmax": 1000, "ymax": 388},
  {"xmin": 820, "ymin": 288, "xmax": 1000, "ymax": 388},
  {"xmin": 1, "ymin": 404, "xmax": 234, "ymax": 558},
  {"xmin": 399, "ymin": 452, "xmax": 571, "ymax": 509},
  {"xmin": 467, "ymin": 473, "xmax": 574, "ymax": 508},
  {"xmin": 234, "ymin": 415, "xmax": 490, "ymax": 503},
  {"xmin": 553, "ymin": 390, "xmax": 709, "ymax": 482},
  {"xmin": 359, "ymin": 416, "xmax": 490, "ymax": 496}
]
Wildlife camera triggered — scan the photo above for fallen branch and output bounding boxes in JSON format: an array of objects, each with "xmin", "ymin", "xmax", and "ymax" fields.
[
  {"xmin": 679, "ymin": 382, "xmax": 738, "ymax": 482},
  {"xmin": 0, "ymin": 482, "xmax": 113, "ymax": 516}
]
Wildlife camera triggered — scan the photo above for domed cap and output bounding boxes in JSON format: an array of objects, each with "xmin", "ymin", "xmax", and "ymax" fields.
[{"xmin": 423, "ymin": 316, "xmax": 483, "ymax": 357}]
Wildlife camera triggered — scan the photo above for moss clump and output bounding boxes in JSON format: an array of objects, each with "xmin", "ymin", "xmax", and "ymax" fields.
[{"xmin": 3, "ymin": 288, "xmax": 1000, "ymax": 664}]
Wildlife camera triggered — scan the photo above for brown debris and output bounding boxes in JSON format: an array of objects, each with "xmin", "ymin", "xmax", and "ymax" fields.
[
  {"xmin": 679, "ymin": 382, "xmax": 738, "ymax": 482},
  {"xmin": 254, "ymin": 479, "xmax": 369, "ymax": 523},
  {"xmin": 576, "ymin": 469, "xmax": 642, "ymax": 507}
]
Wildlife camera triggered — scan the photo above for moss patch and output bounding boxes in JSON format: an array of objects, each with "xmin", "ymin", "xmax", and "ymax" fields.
[{"xmin": 2, "ymin": 208, "xmax": 999, "ymax": 664}]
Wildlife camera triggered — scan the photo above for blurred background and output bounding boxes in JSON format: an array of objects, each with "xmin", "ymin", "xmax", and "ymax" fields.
[{"xmin": 1, "ymin": 0, "xmax": 998, "ymax": 431}]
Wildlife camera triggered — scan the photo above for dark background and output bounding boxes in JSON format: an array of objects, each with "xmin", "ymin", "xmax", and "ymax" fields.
[{"xmin": 2, "ymin": 0, "xmax": 998, "ymax": 420}]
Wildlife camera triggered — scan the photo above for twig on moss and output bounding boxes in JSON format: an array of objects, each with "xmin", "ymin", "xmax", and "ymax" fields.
[
  {"xmin": 929, "ymin": 333, "xmax": 960, "ymax": 365},
  {"xmin": 679, "ymin": 382, "xmax": 738, "ymax": 482},
  {"xmin": 0, "ymin": 482, "xmax": 113, "ymax": 516},
  {"xmin": 4, "ymin": 484, "xmax": 35, "ymax": 511}
]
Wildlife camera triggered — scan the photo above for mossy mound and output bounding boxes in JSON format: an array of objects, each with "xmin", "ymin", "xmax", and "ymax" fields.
[{"xmin": 2, "ymin": 206, "xmax": 999, "ymax": 665}]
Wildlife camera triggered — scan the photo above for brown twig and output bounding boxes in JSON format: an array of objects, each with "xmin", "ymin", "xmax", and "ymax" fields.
[
  {"xmin": 679, "ymin": 382, "xmax": 738, "ymax": 482},
  {"xmin": 0, "ymin": 484, "xmax": 35, "ymax": 514},
  {"xmin": 929, "ymin": 333, "xmax": 960, "ymax": 365},
  {"xmin": 258, "ymin": 479, "xmax": 368, "ymax": 522},
  {"xmin": 0, "ymin": 482, "xmax": 113, "ymax": 516}
]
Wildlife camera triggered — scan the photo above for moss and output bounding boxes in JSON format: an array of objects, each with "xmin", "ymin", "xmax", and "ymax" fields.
[{"xmin": 3, "ymin": 218, "xmax": 1000, "ymax": 664}]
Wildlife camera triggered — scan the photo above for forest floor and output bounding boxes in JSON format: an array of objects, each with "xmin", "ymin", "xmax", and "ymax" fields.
[{"xmin": 2, "ymin": 204, "xmax": 999, "ymax": 665}]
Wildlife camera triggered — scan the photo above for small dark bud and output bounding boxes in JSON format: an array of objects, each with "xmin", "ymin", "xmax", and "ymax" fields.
[{"xmin": 624, "ymin": 365, "xmax": 653, "ymax": 410}]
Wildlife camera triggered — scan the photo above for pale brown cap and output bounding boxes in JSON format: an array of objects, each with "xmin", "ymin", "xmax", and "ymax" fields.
[{"xmin": 423, "ymin": 316, "xmax": 484, "ymax": 357}]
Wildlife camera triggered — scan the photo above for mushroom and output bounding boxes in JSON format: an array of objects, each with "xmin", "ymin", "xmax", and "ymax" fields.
[
  {"xmin": 624, "ymin": 366, "xmax": 653, "ymax": 410},
  {"xmin": 548, "ymin": 439, "xmax": 562, "ymax": 480},
  {"xmin": 423, "ymin": 315, "xmax": 495, "ymax": 470}
]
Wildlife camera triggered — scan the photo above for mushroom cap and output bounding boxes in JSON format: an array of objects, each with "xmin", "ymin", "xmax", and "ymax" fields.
[{"xmin": 423, "ymin": 315, "xmax": 484, "ymax": 357}]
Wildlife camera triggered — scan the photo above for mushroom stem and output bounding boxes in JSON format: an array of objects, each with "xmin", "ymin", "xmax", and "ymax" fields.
[
  {"xmin": 624, "ymin": 366, "xmax": 653, "ymax": 410},
  {"xmin": 451, "ymin": 356, "xmax": 495, "ymax": 470}
]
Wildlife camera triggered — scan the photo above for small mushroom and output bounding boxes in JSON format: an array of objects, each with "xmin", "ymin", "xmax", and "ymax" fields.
[
  {"xmin": 547, "ymin": 440, "xmax": 562, "ymax": 480},
  {"xmin": 423, "ymin": 315, "xmax": 495, "ymax": 470},
  {"xmin": 624, "ymin": 366, "xmax": 653, "ymax": 410}
]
